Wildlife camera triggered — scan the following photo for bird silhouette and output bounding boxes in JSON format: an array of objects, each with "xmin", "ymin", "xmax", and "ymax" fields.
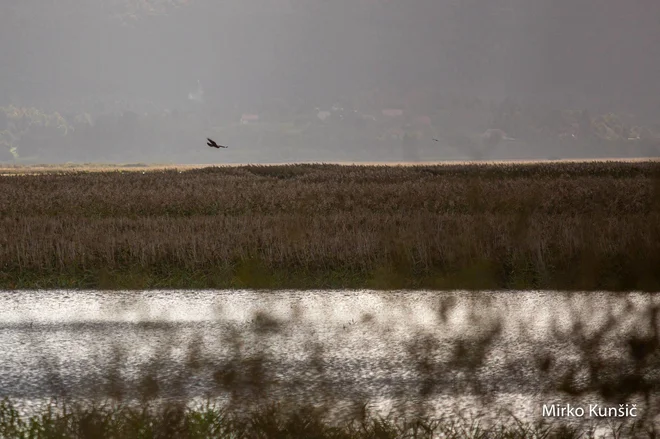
[{"xmin": 207, "ymin": 138, "xmax": 228, "ymax": 149}]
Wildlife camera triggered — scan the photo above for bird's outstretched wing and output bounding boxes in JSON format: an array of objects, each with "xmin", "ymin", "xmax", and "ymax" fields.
[{"xmin": 207, "ymin": 138, "xmax": 228, "ymax": 149}]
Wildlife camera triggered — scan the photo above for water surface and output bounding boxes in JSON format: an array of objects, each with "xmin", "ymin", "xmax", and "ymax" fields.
[{"xmin": 0, "ymin": 289, "xmax": 657, "ymax": 426}]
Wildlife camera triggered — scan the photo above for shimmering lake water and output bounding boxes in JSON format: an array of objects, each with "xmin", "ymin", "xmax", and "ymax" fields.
[{"xmin": 0, "ymin": 290, "xmax": 657, "ymax": 428}]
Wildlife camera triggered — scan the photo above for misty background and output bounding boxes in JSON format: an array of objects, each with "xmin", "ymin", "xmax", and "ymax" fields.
[{"xmin": 1, "ymin": 0, "xmax": 660, "ymax": 163}]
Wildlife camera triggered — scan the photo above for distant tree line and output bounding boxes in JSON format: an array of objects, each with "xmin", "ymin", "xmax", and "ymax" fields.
[{"xmin": 1, "ymin": 99, "xmax": 659, "ymax": 163}]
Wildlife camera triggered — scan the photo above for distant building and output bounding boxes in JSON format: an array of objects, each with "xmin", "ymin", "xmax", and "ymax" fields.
[
  {"xmin": 413, "ymin": 115, "xmax": 432, "ymax": 127},
  {"xmin": 385, "ymin": 127, "xmax": 405, "ymax": 140},
  {"xmin": 317, "ymin": 111, "xmax": 331, "ymax": 121},
  {"xmin": 382, "ymin": 108, "xmax": 403, "ymax": 118},
  {"xmin": 188, "ymin": 80, "xmax": 204, "ymax": 104},
  {"xmin": 240, "ymin": 114, "xmax": 259, "ymax": 124}
]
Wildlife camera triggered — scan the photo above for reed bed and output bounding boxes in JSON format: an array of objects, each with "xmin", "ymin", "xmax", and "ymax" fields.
[{"xmin": 1, "ymin": 162, "xmax": 658, "ymax": 289}]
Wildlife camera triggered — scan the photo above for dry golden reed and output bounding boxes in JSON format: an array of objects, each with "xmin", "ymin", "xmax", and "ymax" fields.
[{"xmin": 0, "ymin": 162, "xmax": 658, "ymax": 289}]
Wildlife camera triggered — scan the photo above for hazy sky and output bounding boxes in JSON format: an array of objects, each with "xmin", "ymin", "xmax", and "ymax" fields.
[
  {"xmin": 2, "ymin": 0, "xmax": 659, "ymax": 113},
  {"xmin": 1, "ymin": 0, "xmax": 660, "ymax": 163}
]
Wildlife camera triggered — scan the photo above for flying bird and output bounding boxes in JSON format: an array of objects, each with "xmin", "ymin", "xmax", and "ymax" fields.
[{"xmin": 207, "ymin": 138, "xmax": 228, "ymax": 149}]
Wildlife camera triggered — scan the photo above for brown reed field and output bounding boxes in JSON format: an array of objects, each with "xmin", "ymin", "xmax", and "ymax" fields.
[{"xmin": 0, "ymin": 161, "xmax": 659, "ymax": 290}]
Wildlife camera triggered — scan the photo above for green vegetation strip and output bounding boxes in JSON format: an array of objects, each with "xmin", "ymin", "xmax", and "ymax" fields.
[
  {"xmin": 0, "ymin": 399, "xmax": 643, "ymax": 439},
  {"xmin": 1, "ymin": 162, "xmax": 659, "ymax": 290}
]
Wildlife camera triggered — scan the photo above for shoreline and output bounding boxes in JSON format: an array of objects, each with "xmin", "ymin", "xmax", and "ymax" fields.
[{"xmin": 0, "ymin": 156, "xmax": 658, "ymax": 175}]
